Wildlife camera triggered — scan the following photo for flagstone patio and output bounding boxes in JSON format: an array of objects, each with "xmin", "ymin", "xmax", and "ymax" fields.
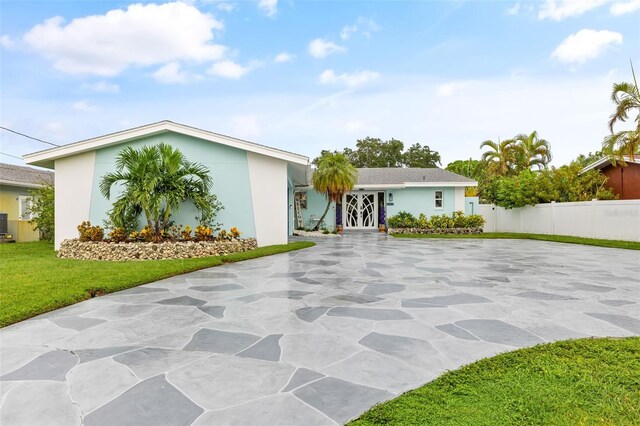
[{"xmin": 1, "ymin": 234, "xmax": 639, "ymax": 425}]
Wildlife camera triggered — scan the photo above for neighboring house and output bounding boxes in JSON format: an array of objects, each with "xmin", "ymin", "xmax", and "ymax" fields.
[
  {"xmin": 581, "ymin": 156, "xmax": 640, "ymax": 200},
  {"xmin": 296, "ymin": 168, "xmax": 478, "ymax": 230},
  {"xmin": 24, "ymin": 121, "xmax": 309, "ymax": 249},
  {"xmin": 0, "ymin": 163, "xmax": 54, "ymax": 242}
]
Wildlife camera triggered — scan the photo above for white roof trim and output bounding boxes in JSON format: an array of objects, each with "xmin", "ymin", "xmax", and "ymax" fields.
[
  {"xmin": 581, "ymin": 156, "xmax": 640, "ymax": 173},
  {"xmin": 0, "ymin": 179, "xmax": 44, "ymax": 189},
  {"xmin": 24, "ymin": 120, "xmax": 309, "ymax": 169}
]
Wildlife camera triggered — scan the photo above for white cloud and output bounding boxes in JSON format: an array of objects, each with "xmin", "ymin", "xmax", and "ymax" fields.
[
  {"xmin": 23, "ymin": 2, "xmax": 225, "ymax": 76},
  {"xmin": 308, "ymin": 38, "xmax": 346, "ymax": 58},
  {"xmin": 436, "ymin": 82, "xmax": 465, "ymax": 97},
  {"xmin": 82, "ymin": 81, "xmax": 120, "ymax": 93},
  {"xmin": 152, "ymin": 62, "xmax": 192, "ymax": 84},
  {"xmin": 72, "ymin": 100, "xmax": 97, "ymax": 112},
  {"xmin": 258, "ymin": 0, "xmax": 278, "ymax": 17},
  {"xmin": 551, "ymin": 29, "xmax": 623, "ymax": 65},
  {"xmin": 610, "ymin": 0, "xmax": 640, "ymax": 14},
  {"xmin": 207, "ymin": 60, "xmax": 250, "ymax": 79},
  {"xmin": 1, "ymin": 35, "xmax": 14, "ymax": 49},
  {"xmin": 339, "ymin": 17, "xmax": 380, "ymax": 40},
  {"xmin": 340, "ymin": 25, "xmax": 357, "ymax": 40},
  {"xmin": 274, "ymin": 52, "xmax": 294, "ymax": 63},
  {"xmin": 538, "ymin": 0, "xmax": 609, "ymax": 20},
  {"xmin": 506, "ymin": 2, "xmax": 521, "ymax": 15},
  {"xmin": 318, "ymin": 69, "xmax": 379, "ymax": 88},
  {"xmin": 230, "ymin": 114, "xmax": 261, "ymax": 139},
  {"xmin": 217, "ymin": 2, "xmax": 236, "ymax": 12}
]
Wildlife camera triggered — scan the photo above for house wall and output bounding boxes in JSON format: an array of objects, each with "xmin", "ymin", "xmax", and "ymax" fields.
[
  {"xmin": 386, "ymin": 187, "xmax": 456, "ymax": 218},
  {"xmin": 55, "ymin": 152, "xmax": 96, "ymax": 249},
  {"xmin": 0, "ymin": 184, "xmax": 40, "ymax": 242},
  {"xmin": 247, "ymin": 152, "xmax": 288, "ymax": 247},
  {"xmin": 479, "ymin": 200, "xmax": 640, "ymax": 242},
  {"xmin": 465, "ymin": 197, "xmax": 480, "ymax": 215},
  {"xmin": 89, "ymin": 132, "xmax": 257, "ymax": 240},
  {"xmin": 296, "ymin": 189, "xmax": 336, "ymax": 230},
  {"xmin": 603, "ymin": 163, "xmax": 640, "ymax": 200}
]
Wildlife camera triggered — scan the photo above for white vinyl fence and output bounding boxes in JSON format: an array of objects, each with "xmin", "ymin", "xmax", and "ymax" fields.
[{"xmin": 478, "ymin": 199, "xmax": 640, "ymax": 242}]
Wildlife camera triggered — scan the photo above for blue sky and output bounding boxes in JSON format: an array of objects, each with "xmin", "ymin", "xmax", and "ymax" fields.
[{"xmin": 1, "ymin": 0, "xmax": 639, "ymax": 167}]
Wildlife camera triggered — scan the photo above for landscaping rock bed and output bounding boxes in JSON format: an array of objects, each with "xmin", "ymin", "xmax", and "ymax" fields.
[
  {"xmin": 389, "ymin": 227, "xmax": 484, "ymax": 235},
  {"xmin": 293, "ymin": 230, "xmax": 341, "ymax": 238},
  {"xmin": 58, "ymin": 238, "xmax": 258, "ymax": 261}
]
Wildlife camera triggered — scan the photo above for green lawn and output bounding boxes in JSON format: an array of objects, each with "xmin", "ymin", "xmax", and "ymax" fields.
[
  {"xmin": 0, "ymin": 240, "xmax": 315, "ymax": 327},
  {"xmin": 350, "ymin": 337, "xmax": 640, "ymax": 426},
  {"xmin": 392, "ymin": 232, "xmax": 640, "ymax": 250}
]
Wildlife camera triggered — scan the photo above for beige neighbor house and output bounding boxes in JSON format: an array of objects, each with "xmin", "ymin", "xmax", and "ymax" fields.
[{"xmin": 0, "ymin": 163, "xmax": 54, "ymax": 242}]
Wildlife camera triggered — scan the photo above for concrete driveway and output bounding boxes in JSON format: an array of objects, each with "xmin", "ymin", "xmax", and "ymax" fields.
[{"xmin": 1, "ymin": 234, "xmax": 639, "ymax": 425}]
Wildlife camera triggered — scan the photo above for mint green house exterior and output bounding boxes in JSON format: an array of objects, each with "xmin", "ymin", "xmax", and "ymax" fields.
[{"xmin": 25, "ymin": 121, "xmax": 308, "ymax": 249}]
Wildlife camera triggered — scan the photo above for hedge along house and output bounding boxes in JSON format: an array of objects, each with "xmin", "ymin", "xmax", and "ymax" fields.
[
  {"xmin": 23, "ymin": 121, "xmax": 309, "ymax": 249},
  {"xmin": 296, "ymin": 168, "xmax": 478, "ymax": 231}
]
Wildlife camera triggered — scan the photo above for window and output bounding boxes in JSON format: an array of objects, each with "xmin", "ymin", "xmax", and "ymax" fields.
[
  {"xmin": 435, "ymin": 190, "xmax": 443, "ymax": 209},
  {"xmin": 18, "ymin": 196, "xmax": 33, "ymax": 220}
]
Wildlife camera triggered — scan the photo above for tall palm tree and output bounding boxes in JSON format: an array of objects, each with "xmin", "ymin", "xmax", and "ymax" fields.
[
  {"xmin": 480, "ymin": 138, "xmax": 516, "ymax": 176},
  {"xmin": 100, "ymin": 143, "xmax": 213, "ymax": 234},
  {"xmin": 512, "ymin": 131, "xmax": 552, "ymax": 170},
  {"xmin": 604, "ymin": 61, "xmax": 640, "ymax": 163},
  {"xmin": 312, "ymin": 152, "xmax": 358, "ymax": 231}
]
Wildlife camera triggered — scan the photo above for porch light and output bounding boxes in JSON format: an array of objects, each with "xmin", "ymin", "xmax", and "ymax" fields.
[{"xmin": 388, "ymin": 193, "xmax": 393, "ymax": 203}]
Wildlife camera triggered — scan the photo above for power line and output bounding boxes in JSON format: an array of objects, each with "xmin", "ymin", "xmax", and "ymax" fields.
[
  {"xmin": 0, "ymin": 151, "xmax": 23, "ymax": 160},
  {"xmin": 0, "ymin": 126, "xmax": 61, "ymax": 147}
]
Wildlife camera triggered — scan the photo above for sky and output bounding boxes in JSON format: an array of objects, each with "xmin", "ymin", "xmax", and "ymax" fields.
[{"xmin": 1, "ymin": 0, "xmax": 639, "ymax": 168}]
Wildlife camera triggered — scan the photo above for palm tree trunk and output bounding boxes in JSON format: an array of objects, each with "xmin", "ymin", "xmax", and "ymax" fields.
[{"xmin": 313, "ymin": 200, "xmax": 332, "ymax": 231}]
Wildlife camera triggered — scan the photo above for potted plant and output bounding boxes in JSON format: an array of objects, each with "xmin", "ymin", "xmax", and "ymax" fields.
[{"xmin": 379, "ymin": 224, "xmax": 386, "ymax": 233}]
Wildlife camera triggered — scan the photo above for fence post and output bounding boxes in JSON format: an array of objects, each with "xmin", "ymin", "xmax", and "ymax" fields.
[
  {"xmin": 551, "ymin": 201, "xmax": 555, "ymax": 235},
  {"xmin": 591, "ymin": 199, "xmax": 597, "ymax": 238}
]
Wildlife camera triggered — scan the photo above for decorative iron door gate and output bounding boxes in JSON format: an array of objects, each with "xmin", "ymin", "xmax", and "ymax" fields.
[{"xmin": 343, "ymin": 192, "xmax": 378, "ymax": 229}]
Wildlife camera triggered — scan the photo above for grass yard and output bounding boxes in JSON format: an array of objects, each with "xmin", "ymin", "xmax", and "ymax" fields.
[
  {"xmin": 350, "ymin": 337, "xmax": 640, "ymax": 426},
  {"xmin": 0, "ymin": 240, "xmax": 315, "ymax": 327},
  {"xmin": 392, "ymin": 232, "xmax": 640, "ymax": 250}
]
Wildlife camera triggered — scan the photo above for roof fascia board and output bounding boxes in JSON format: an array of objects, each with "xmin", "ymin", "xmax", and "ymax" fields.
[
  {"xmin": 24, "ymin": 121, "xmax": 309, "ymax": 167},
  {"xmin": 0, "ymin": 180, "xmax": 45, "ymax": 188}
]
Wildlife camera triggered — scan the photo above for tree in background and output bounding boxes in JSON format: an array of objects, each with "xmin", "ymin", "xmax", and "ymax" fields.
[
  {"xmin": 603, "ymin": 62, "xmax": 640, "ymax": 163},
  {"xmin": 100, "ymin": 144, "xmax": 221, "ymax": 235},
  {"xmin": 27, "ymin": 182, "xmax": 55, "ymax": 241},
  {"xmin": 479, "ymin": 138, "xmax": 517, "ymax": 176},
  {"xmin": 313, "ymin": 137, "xmax": 441, "ymax": 168},
  {"xmin": 311, "ymin": 152, "xmax": 358, "ymax": 231},
  {"xmin": 446, "ymin": 158, "xmax": 486, "ymax": 181},
  {"xmin": 573, "ymin": 150, "xmax": 605, "ymax": 168},
  {"xmin": 512, "ymin": 131, "xmax": 552, "ymax": 170}
]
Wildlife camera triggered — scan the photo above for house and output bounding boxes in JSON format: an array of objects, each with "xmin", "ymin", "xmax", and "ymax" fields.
[
  {"xmin": 24, "ymin": 121, "xmax": 309, "ymax": 249},
  {"xmin": 296, "ymin": 168, "xmax": 478, "ymax": 230},
  {"xmin": 0, "ymin": 163, "xmax": 54, "ymax": 242},
  {"xmin": 581, "ymin": 156, "xmax": 640, "ymax": 200}
]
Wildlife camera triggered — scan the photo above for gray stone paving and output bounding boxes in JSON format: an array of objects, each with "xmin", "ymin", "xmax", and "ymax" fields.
[{"xmin": 1, "ymin": 233, "xmax": 639, "ymax": 425}]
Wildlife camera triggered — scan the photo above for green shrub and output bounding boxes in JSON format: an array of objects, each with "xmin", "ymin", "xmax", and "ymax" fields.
[
  {"xmin": 387, "ymin": 211, "xmax": 417, "ymax": 228},
  {"xmin": 108, "ymin": 227, "xmax": 127, "ymax": 243},
  {"xmin": 417, "ymin": 213, "xmax": 429, "ymax": 228},
  {"xmin": 77, "ymin": 221, "xmax": 104, "ymax": 242},
  {"xmin": 465, "ymin": 214, "xmax": 486, "ymax": 228}
]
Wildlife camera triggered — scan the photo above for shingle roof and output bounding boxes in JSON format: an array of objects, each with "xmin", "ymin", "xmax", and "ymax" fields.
[
  {"xmin": 0, "ymin": 163, "xmax": 54, "ymax": 187},
  {"xmin": 355, "ymin": 168, "xmax": 475, "ymax": 185}
]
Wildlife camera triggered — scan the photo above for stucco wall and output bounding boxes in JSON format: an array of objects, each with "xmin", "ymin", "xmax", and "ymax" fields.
[
  {"xmin": 386, "ymin": 187, "xmax": 456, "ymax": 218},
  {"xmin": 247, "ymin": 152, "xmax": 288, "ymax": 246},
  {"xmin": 90, "ymin": 132, "xmax": 256, "ymax": 239},
  {"xmin": 55, "ymin": 152, "xmax": 96, "ymax": 249},
  {"xmin": 296, "ymin": 189, "xmax": 336, "ymax": 230},
  {"xmin": 0, "ymin": 184, "xmax": 40, "ymax": 242}
]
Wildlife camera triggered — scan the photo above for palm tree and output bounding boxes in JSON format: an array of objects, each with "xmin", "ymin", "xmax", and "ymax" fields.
[
  {"xmin": 480, "ymin": 138, "xmax": 516, "ymax": 176},
  {"xmin": 311, "ymin": 152, "xmax": 358, "ymax": 231},
  {"xmin": 604, "ymin": 61, "xmax": 640, "ymax": 163},
  {"xmin": 100, "ymin": 143, "xmax": 213, "ymax": 234},
  {"xmin": 512, "ymin": 131, "xmax": 552, "ymax": 170}
]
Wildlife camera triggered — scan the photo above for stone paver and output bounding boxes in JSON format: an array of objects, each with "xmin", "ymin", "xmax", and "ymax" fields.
[{"xmin": 1, "ymin": 234, "xmax": 639, "ymax": 425}]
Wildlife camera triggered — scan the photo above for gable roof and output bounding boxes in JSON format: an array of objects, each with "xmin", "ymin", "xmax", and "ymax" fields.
[
  {"xmin": 580, "ymin": 156, "xmax": 640, "ymax": 173},
  {"xmin": 23, "ymin": 120, "xmax": 309, "ymax": 169},
  {"xmin": 355, "ymin": 168, "xmax": 476, "ymax": 187},
  {"xmin": 0, "ymin": 163, "xmax": 54, "ymax": 188}
]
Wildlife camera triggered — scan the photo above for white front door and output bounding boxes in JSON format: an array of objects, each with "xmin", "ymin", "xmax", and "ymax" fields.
[{"xmin": 343, "ymin": 192, "xmax": 378, "ymax": 229}]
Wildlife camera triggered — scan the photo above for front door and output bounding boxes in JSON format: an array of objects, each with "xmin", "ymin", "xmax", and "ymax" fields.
[{"xmin": 343, "ymin": 192, "xmax": 378, "ymax": 229}]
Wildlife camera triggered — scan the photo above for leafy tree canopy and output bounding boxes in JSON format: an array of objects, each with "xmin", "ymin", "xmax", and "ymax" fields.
[
  {"xmin": 313, "ymin": 137, "xmax": 441, "ymax": 168},
  {"xmin": 27, "ymin": 182, "xmax": 55, "ymax": 241},
  {"xmin": 311, "ymin": 151, "xmax": 358, "ymax": 231},
  {"xmin": 446, "ymin": 159, "xmax": 486, "ymax": 181}
]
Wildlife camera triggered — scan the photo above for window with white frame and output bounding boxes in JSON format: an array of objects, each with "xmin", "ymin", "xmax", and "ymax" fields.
[
  {"xmin": 434, "ymin": 190, "xmax": 443, "ymax": 209},
  {"xmin": 18, "ymin": 196, "xmax": 33, "ymax": 220}
]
